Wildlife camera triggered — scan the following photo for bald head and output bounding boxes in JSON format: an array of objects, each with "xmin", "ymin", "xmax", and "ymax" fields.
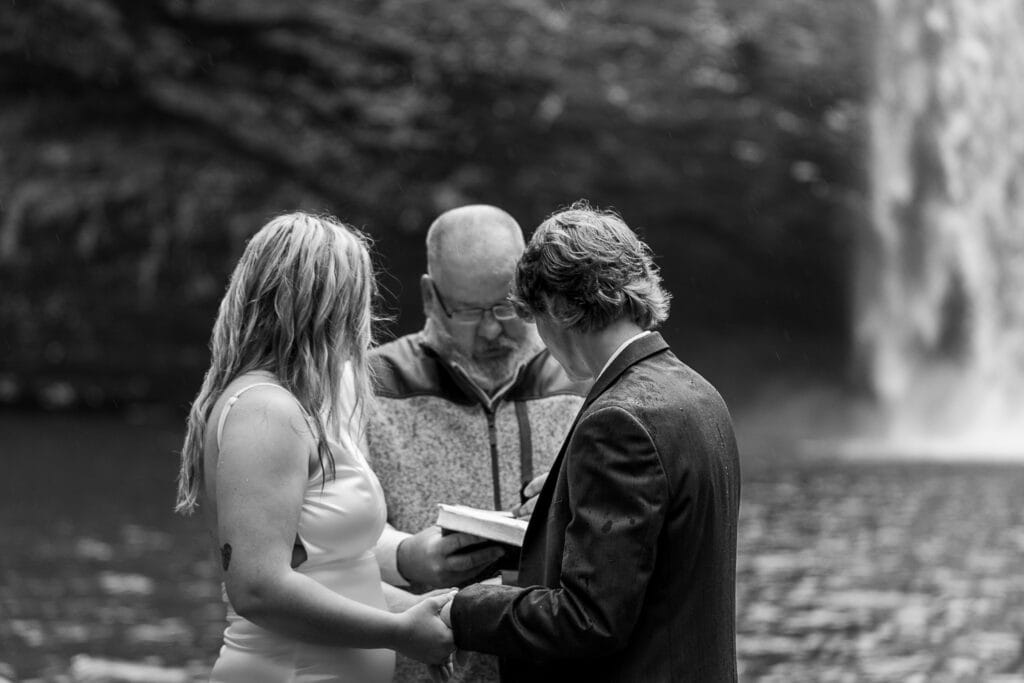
[
  {"xmin": 420, "ymin": 205, "xmax": 539, "ymax": 391},
  {"xmin": 426, "ymin": 205, "xmax": 524, "ymax": 287}
]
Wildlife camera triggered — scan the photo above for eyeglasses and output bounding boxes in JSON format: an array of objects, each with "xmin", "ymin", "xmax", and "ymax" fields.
[{"xmin": 430, "ymin": 280, "xmax": 518, "ymax": 324}]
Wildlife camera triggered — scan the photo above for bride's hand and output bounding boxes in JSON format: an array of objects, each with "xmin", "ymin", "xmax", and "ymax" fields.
[
  {"xmin": 440, "ymin": 597, "xmax": 453, "ymax": 628},
  {"xmin": 430, "ymin": 596, "xmax": 463, "ymax": 681},
  {"xmin": 385, "ymin": 585, "xmax": 458, "ymax": 613},
  {"xmin": 428, "ymin": 653, "xmax": 455, "ymax": 683},
  {"xmin": 395, "ymin": 589, "xmax": 457, "ymax": 665}
]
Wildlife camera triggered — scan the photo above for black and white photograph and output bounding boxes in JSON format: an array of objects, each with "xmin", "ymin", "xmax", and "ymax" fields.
[{"xmin": 2, "ymin": 1, "xmax": 1023, "ymax": 681}]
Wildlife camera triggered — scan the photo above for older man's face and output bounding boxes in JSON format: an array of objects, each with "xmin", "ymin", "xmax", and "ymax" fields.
[{"xmin": 427, "ymin": 266, "xmax": 534, "ymax": 387}]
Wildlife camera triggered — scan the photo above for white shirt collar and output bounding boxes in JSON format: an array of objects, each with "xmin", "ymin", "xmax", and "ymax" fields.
[{"xmin": 597, "ymin": 331, "xmax": 652, "ymax": 381}]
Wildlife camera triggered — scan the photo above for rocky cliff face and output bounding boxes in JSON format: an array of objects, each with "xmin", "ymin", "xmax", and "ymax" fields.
[{"xmin": 0, "ymin": 0, "xmax": 869, "ymax": 408}]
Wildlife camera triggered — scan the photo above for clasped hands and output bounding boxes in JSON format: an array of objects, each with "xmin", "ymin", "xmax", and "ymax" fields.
[
  {"xmin": 396, "ymin": 472, "xmax": 547, "ymax": 680},
  {"xmin": 393, "ymin": 587, "xmax": 459, "ymax": 682},
  {"xmin": 431, "ymin": 594, "xmax": 476, "ymax": 683},
  {"xmin": 395, "ymin": 529, "xmax": 494, "ymax": 682}
]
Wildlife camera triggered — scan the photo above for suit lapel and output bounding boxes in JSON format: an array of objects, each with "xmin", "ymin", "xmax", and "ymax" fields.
[
  {"xmin": 520, "ymin": 432, "xmax": 568, "ymax": 551},
  {"xmin": 520, "ymin": 332, "xmax": 670, "ymax": 553}
]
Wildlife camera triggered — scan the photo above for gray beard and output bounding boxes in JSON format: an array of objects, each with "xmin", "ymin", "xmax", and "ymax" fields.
[{"xmin": 422, "ymin": 318, "xmax": 540, "ymax": 395}]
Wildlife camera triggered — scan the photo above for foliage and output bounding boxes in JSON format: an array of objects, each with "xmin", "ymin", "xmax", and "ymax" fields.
[{"xmin": 0, "ymin": 0, "xmax": 871, "ymax": 407}]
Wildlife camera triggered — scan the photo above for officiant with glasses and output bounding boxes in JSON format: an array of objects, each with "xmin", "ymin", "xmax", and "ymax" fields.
[{"xmin": 366, "ymin": 204, "xmax": 589, "ymax": 683}]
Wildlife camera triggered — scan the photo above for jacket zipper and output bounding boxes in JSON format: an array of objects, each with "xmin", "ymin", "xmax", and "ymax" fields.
[
  {"xmin": 444, "ymin": 359, "xmax": 530, "ymax": 512},
  {"xmin": 486, "ymin": 409, "xmax": 501, "ymax": 510}
]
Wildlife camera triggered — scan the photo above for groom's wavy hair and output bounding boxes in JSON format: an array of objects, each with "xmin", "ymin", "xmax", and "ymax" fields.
[
  {"xmin": 510, "ymin": 200, "xmax": 670, "ymax": 332},
  {"xmin": 175, "ymin": 212, "xmax": 378, "ymax": 515}
]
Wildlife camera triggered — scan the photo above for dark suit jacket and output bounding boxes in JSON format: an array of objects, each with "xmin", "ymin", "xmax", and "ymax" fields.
[{"xmin": 450, "ymin": 332, "xmax": 741, "ymax": 682}]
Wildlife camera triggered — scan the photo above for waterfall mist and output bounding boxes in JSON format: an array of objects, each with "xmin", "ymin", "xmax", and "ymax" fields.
[{"xmin": 852, "ymin": 0, "xmax": 1024, "ymax": 457}]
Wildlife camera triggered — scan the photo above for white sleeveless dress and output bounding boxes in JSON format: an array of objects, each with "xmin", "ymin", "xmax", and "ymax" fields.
[{"xmin": 209, "ymin": 382, "xmax": 394, "ymax": 683}]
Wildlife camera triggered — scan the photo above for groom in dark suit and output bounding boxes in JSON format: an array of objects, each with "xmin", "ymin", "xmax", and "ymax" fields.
[{"xmin": 440, "ymin": 201, "xmax": 741, "ymax": 682}]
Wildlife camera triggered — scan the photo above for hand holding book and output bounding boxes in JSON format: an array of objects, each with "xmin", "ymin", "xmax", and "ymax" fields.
[
  {"xmin": 396, "ymin": 524, "xmax": 507, "ymax": 587},
  {"xmin": 510, "ymin": 472, "xmax": 548, "ymax": 520}
]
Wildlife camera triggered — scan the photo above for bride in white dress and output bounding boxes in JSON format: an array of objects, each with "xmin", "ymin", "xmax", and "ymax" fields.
[{"xmin": 174, "ymin": 212, "xmax": 455, "ymax": 682}]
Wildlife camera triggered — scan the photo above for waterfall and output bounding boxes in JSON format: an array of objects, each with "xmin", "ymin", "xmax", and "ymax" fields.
[{"xmin": 853, "ymin": 0, "xmax": 1024, "ymax": 455}]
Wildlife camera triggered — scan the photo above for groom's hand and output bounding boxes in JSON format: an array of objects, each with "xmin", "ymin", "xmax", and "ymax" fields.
[{"xmin": 398, "ymin": 525, "xmax": 506, "ymax": 587}]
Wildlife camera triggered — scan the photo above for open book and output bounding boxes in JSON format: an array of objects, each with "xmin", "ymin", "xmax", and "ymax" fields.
[{"xmin": 436, "ymin": 504, "xmax": 528, "ymax": 548}]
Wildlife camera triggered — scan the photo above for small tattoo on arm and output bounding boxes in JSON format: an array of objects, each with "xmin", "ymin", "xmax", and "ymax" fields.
[{"xmin": 221, "ymin": 543, "xmax": 232, "ymax": 571}]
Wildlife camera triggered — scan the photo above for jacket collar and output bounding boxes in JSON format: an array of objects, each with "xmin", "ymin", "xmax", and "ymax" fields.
[
  {"xmin": 582, "ymin": 331, "xmax": 669, "ymax": 410},
  {"xmin": 415, "ymin": 333, "xmax": 543, "ymax": 411}
]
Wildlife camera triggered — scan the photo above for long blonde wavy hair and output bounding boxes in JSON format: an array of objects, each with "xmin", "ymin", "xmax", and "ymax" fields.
[{"xmin": 175, "ymin": 212, "xmax": 377, "ymax": 515}]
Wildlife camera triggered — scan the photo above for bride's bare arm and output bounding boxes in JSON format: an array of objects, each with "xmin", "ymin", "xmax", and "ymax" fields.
[{"xmin": 215, "ymin": 390, "xmax": 453, "ymax": 663}]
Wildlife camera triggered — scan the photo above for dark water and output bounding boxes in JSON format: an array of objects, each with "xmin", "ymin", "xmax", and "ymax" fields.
[
  {"xmin": 3, "ymin": 411, "xmax": 1024, "ymax": 681},
  {"xmin": 0, "ymin": 412, "xmax": 221, "ymax": 681}
]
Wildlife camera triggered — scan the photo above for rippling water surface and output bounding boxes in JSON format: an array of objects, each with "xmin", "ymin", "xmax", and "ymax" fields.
[
  {"xmin": 0, "ymin": 412, "xmax": 221, "ymax": 681},
  {"xmin": 4, "ymin": 411, "xmax": 1024, "ymax": 681}
]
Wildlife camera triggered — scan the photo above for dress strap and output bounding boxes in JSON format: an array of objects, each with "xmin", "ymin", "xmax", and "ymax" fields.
[{"xmin": 216, "ymin": 382, "xmax": 302, "ymax": 450}]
